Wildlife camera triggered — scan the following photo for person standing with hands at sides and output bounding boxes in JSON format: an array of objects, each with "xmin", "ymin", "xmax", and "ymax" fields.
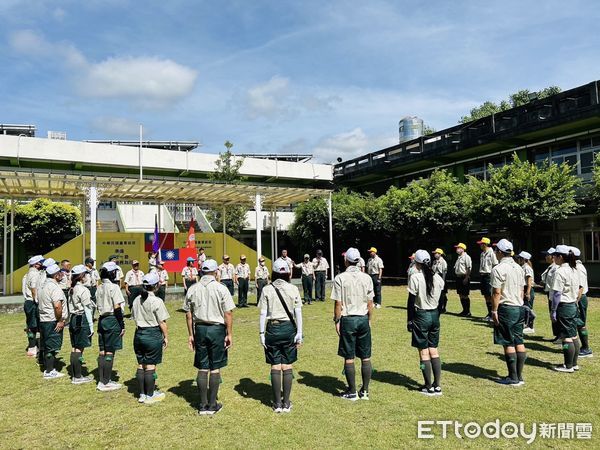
[
  {"xmin": 236, "ymin": 255, "xmax": 251, "ymax": 308},
  {"xmin": 96, "ymin": 262, "xmax": 126, "ymax": 392},
  {"xmin": 540, "ymin": 248, "xmax": 560, "ymax": 342},
  {"xmin": 550, "ymin": 246, "xmax": 582, "ymax": 373},
  {"xmin": 454, "ymin": 243, "xmax": 472, "ymax": 317},
  {"xmin": 132, "ymin": 272, "xmax": 170, "ymax": 404},
  {"xmin": 332, "ymin": 248, "xmax": 374, "ymax": 401},
  {"xmin": 477, "ymin": 238, "xmax": 498, "ymax": 322},
  {"xmin": 280, "ymin": 249, "xmax": 295, "ymax": 279},
  {"xmin": 58, "ymin": 259, "xmax": 72, "ymax": 301},
  {"xmin": 312, "ymin": 249, "xmax": 329, "ymax": 302},
  {"xmin": 181, "ymin": 257, "xmax": 198, "ymax": 295},
  {"xmin": 156, "ymin": 262, "xmax": 169, "ymax": 301},
  {"xmin": 571, "ymin": 247, "xmax": 593, "ymax": 358},
  {"xmin": 490, "ymin": 239, "xmax": 527, "ymax": 386},
  {"xmin": 295, "ymin": 254, "xmax": 315, "ymax": 305},
  {"xmin": 124, "ymin": 260, "xmax": 145, "ymax": 312},
  {"xmin": 406, "ymin": 250, "xmax": 445, "ymax": 396},
  {"xmin": 38, "ymin": 264, "xmax": 67, "ymax": 379},
  {"xmin": 68, "ymin": 265, "xmax": 95, "ymax": 385},
  {"xmin": 432, "ymin": 249, "xmax": 448, "ymax": 314},
  {"xmin": 217, "ymin": 255, "xmax": 235, "ymax": 296},
  {"xmin": 367, "ymin": 247, "xmax": 384, "ymax": 309},
  {"xmin": 23, "ymin": 255, "xmax": 44, "ymax": 357},
  {"xmin": 83, "ymin": 257, "xmax": 100, "ymax": 305},
  {"xmin": 183, "ymin": 259, "xmax": 235, "ymax": 415},
  {"xmin": 255, "ymin": 257, "xmax": 270, "ymax": 305},
  {"xmin": 108, "ymin": 255, "xmax": 124, "ymax": 288},
  {"xmin": 258, "ymin": 258, "xmax": 303, "ymax": 413},
  {"xmin": 517, "ymin": 252, "xmax": 536, "ymax": 335},
  {"xmin": 197, "ymin": 248, "xmax": 207, "ymax": 266}
]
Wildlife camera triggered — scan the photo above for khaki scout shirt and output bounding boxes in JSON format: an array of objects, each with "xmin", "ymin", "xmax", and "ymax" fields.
[
  {"xmin": 479, "ymin": 248, "xmax": 498, "ymax": 274},
  {"xmin": 312, "ymin": 257, "xmax": 329, "ymax": 272},
  {"xmin": 255, "ymin": 265, "xmax": 269, "ymax": 280},
  {"xmin": 491, "ymin": 257, "xmax": 525, "ymax": 306},
  {"xmin": 281, "ymin": 256, "xmax": 295, "ymax": 272},
  {"xmin": 96, "ymin": 279, "xmax": 126, "ymax": 315},
  {"xmin": 295, "ymin": 261, "xmax": 315, "ymax": 277},
  {"xmin": 183, "ymin": 275, "xmax": 236, "ymax": 324},
  {"xmin": 37, "ymin": 270, "xmax": 47, "ymax": 291},
  {"xmin": 236, "ymin": 263, "xmax": 251, "ymax": 279},
  {"xmin": 23, "ymin": 267, "xmax": 39, "ymax": 301},
  {"xmin": 551, "ymin": 263, "xmax": 580, "ymax": 304},
  {"xmin": 331, "ymin": 266, "xmax": 374, "ymax": 316},
  {"xmin": 158, "ymin": 269, "xmax": 169, "ymax": 285},
  {"xmin": 454, "ymin": 253, "xmax": 472, "ymax": 276},
  {"xmin": 541, "ymin": 263, "xmax": 558, "ymax": 293},
  {"xmin": 408, "ymin": 271, "xmax": 445, "ymax": 310},
  {"xmin": 259, "ymin": 279, "xmax": 302, "ymax": 321},
  {"xmin": 70, "ymin": 283, "xmax": 93, "ymax": 315},
  {"xmin": 125, "ymin": 269, "xmax": 145, "ymax": 286},
  {"xmin": 83, "ymin": 269, "xmax": 100, "ymax": 287},
  {"xmin": 432, "ymin": 257, "xmax": 448, "ymax": 281},
  {"xmin": 181, "ymin": 266, "xmax": 198, "ymax": 281},
  {"xmin": 522, "ymin": 264, "xmax": 534, "ymax": 286},
  {"xmin": 357, "ymin": 257, "xmax": 366, "ymax": 271},
  {"xmin": 367, "ymin": 255, "xmax": 384, "ymax": 275},
  {"xmin": 576, "ymin": 261, "xmax": 588, "ymax": 295},
  {"xmin": 58, "ymin": 270, "xmax": 71, "ymax": 290},
  {"xmin": 38, "ymin": 278, "xmax": 67, "ymax": 322},
  {"xmin": 218, "ymin": 263, "xmax": 235, "ymax": 280},
  {"xmin": 132, "ymin": 292, "xmax": 170, "ymax": 328}
]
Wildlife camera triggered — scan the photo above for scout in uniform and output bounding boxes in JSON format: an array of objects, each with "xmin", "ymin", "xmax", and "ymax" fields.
[
  {"xmin": 490, "ymin": 239, "xmax": 527, "ymax": 386},
  {"xmin": 148, "ymin": 252, "xmax": 158, "ymax": 271},
  {"xmin": 517, "ymin": 251, "xmax": 536, "ymax": 334},
  {"xmin": 280, "ymin": 249, "xmax": 295, "ymax": 279},
  {"xmin": 312, "ymin": 250, "xmax": 329, "ymax": 302},
  {"xmin": 550, "ymin": 245, "xmax": 582, "ymax": 373},
  {"xmin": 366, "ymin": 247, "xmax": 384, "ymax": 309},
  {"xmin": 182, "ymin": 257, "xmax": 199, "ymax": 294},
  {"xmin": 432, "ymin": 249, "xmax": 448, "ymax": 314},
  {"xmin": 572, "ymin": 247, "xmax": 593, "ymax": 358},
  {"xmin": 132, "ymin": 272, "xmax": 170, "ymax": 404},
  {"xmin": 156, "ymin": 262, "xmax": 169, "ymax": 301},
  {"xmin": 477, "ymin": 237, "xmax": 498, "ymax": 321},
  {"xmin": 108, "ymin": 255, "xmax": 124, "ymax": 288},
  {"xmin": 541, "ymin": 247, "xmax": 559, "ymax": 341},
  {"xmin": 295, "ymin": 254, "xmax": 315, "ymax": 305},
  {"xmin": 198, "ymin": 248, "xmax": 207, "ymax": 266},
  {"xmin": 332, "ymin": 248, "xmax": 374, "ymax": 401},
  {"xmin": 454, "ymin": 243, "xmax": 472, "ymax": 317},
  {"xmin": 235, "ymin": 255, "xmax": 251, "ymax": 308},
  {"xmin": 184, "ymin": 259, "xmax": 235, "ymax": 415},
  {"xmin": 258, "ymin": 258, "xmax": 303, "ymax": 413},
  {"xmin": 38, "ymin": 264, "xmax": 67, "ymax": 379},
  {"xmin": 83, "ymin": 257, "xmax": 100, "ymax": 304},
  {"xmin": 217, "ymin": 255, "xmax": 235, "ymax": 296},
  {"xmin": 406, "ymin": 250, "xmax": 445, "ymax": 396},
  {"xmin": 68, "ymin": 265, "xmax": 95, "ymax": 385},
  {"xmin": 255, "ymin": 257, "xmax": 270, "ymax": 305},
  {"xmin": 96, "ymin": 261, "xmax": 127, "ymax": 392},
  {"xmin": 357, "ymin": 256, "xmax": 366, "ymax": 272},
  {"xmin": 124, "ymin": 260, "xmax": 145, "ymax": 311},
  {"xmin": 58, "ymin": 259, "xmax": 72, "ymax": 301},
  {"xmin": 23, "ymin": 255, "xmax": 44, "ymax": 357}
]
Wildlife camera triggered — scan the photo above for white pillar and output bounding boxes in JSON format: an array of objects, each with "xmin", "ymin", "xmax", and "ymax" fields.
[
  {"xmin": 139, "ymin": 124, "xmax": 143, "ymax": 181},
  {"xmin": 254, "ymin": 193, "xmax": 262, "ymax": 262},
  {"xmin": 2, "ymin": 200, "xmax": 6, "ymax": 295},
  {"xmin": 81, "ymin": 198, "xmax": 86, "ymax": 262},
  {"xmin": 270, "ymin": 209, "xmax": 275, "ymax": 262},
  {"xmin": 158, "ymin": 203, "xmax": 162, "ymax": 232},
  {"xmin": 273, "ymin": 210, "xmax": 278, "ymax": 258},
  {"xmin": 89, "ymin": 185, "xmax": 98, "ymax": 261},
  {"xmin": 327, "ymin": 192, "xmax": 334, "ymax": 281},
  {"xmin": 10, "ymin": 199, "xmax": 14, "ymax": 294},
  {"xmin": 222, "ymin": 206, "xmax": 227, "ymax": 255}
]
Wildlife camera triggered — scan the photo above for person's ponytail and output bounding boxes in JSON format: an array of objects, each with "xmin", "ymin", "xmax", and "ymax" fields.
[{"xmin": 422, "ymin": 260, "xmax": 434, "ymax": 297}]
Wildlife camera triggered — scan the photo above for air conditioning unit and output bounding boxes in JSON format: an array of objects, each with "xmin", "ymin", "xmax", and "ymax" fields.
[{"xmin": 47, "ymin": 131, "xmax": 67, "ymax": 140}]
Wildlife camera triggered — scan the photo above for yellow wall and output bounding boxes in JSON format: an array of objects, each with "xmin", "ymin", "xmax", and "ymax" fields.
[{"xmin": 9, "ymin": 232, "xmax": 271, "ymax": 294}]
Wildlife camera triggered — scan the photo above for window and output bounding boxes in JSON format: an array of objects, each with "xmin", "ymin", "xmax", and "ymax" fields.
[
  {"xmin": 465, "ymin": 156, "xmax": 507, "ymax": 180},
  {"xmin": 530, "ymin": 135, "xmax": 600, "ymax": 179},
  {"xmin": 583, "ymin": 231, "xmax": 600, "ymax": 262}
]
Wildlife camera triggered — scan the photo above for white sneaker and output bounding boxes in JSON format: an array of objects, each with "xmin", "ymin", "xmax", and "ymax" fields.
[
  {"xmin": 72, "ymin": 376, "xmax": 94, "ymax": 385},
  {"xmin": 523, "ymin": 327, "xmax": 535, "ymax": 335},
  {"xmin": 43, "ymin": 369, "xmax": 65, "ymax": 379},
  {"xmin": 374, "ymin": 304, "xmax": 381, "ymax": 309},
  {"xmin": 573, "ymin": 365, "xmax": 580, "ymax": 371},
  {"xmin": 138, "ymin": 394, "xmax": 147, "ymax": 403},
  {"xmin": 106, "ymin": 381, "xmax": 122, "ymax": 390},
  {"xmin": 97, "ymin": 381, "xmax": 121, "ymax": 392},
  {"xmin": 96, "ymin": 382, "xmax": 106, "ymax": 391},
  {"xmin": 554, "ymin": 365, "xmax": 575, "ymax": 373},
  {"xmin": 27, "ymin": 347, "xmax": 38, "ymax": 357},
  {"xmin": 144, "ymin": 391, "xmax": 165, "ymax": 404}
]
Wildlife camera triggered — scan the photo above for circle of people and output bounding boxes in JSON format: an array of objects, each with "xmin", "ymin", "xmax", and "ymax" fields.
[{"xmin": 20, "ymin": 238, "xmax": 590, "ymax": 414}]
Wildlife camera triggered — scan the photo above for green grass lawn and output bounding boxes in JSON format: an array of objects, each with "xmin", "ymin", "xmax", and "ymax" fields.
[{"xmin": 0, "ymin": 286, "xmax": 598, "ymax": 449}]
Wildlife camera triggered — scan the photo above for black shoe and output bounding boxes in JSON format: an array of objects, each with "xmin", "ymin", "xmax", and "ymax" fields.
[
  {"xmin": 198, "ymin": 404, "xmax": 210, "ymax": 415},
  {"xmin": 339, "ymin": 389, "xmax": 358, "ymax": 401},
  {"xmin": 418, "ymin": 386, "xmax": 436, "ymax": 396},
  {"xmin": 458, "ymin": 311, "xmax": 468, "ymax": 316},
  {"xmin": 433, "ymin": 386, "xmax": 442, "ymax": 396},
  {"xmin": 205, "ymin": 403, "xmax": 223, "ymax": 415}
]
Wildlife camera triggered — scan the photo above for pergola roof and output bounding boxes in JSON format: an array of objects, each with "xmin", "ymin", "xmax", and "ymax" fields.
[{"xmin": 0, "ymin": 169, "xmax": 330, "ymax": 207}]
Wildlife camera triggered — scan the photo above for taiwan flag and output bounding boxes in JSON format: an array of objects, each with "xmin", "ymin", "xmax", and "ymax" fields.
[{"xmin": 160, "ymin": 247, "xmax": 198, "ymax": 272}]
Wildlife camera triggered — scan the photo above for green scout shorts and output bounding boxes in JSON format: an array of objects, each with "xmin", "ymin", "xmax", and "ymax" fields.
[
  {"xmin": 264, "ymin": 321, "xmax": 297, "ymax": 365},
  {"xmin": 338, "ymin": 315, "xmax": 371, "ymax": 360},
  {"xmin": 493, "ymin": 304, "xmax": 525, "ymax": 347},
  {"xmin": 134, "ymin": 327, "xmax": 164, "ymax": 365},
  {"xmin": 69, "ymin": 314, "xmax": 91, "ymax": 350},
  {"xmin": 411, "ymin": 309, "xmax": 440, "ymax": 349},
  {"xmin": 557, "ymin": 302, "xmax": 578, "ymax": 339},
  {"xmin": 194, "ymin": 323, "xmax": 228, "ymax": 370},
  {"xmin": 40, "ymin": 321, "xmax": 64, "ymax": 354},
  {"xmin": 480, "ymin": 274, "xmax": 492, "ymax": 297},
  {"xmin": 577, "ymin": 295, "xmax": 588, "ymax": 328},
  {"xmin": 24, "ymin": 300, "xmax": 39, "ymax": 331},
  {"xmin": 98, "ymin": 315, "xmax": 123, "ymax": 353}
]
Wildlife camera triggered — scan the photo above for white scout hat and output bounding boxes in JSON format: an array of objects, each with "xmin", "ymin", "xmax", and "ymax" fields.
[
  {"xmin": 202, "ymin": 259, "xmax": 219, "ymax": 272},
  {"xmin": 414, "ymin": 249, "xmax": 431, "ymax": 264},
  {"xmin": 569, "ymin": 246, "xmax": 581, "ymax": 257},
  {"xmin": 495, "ymin": 239, "xmax": 513, "ymax": 253},
  {"xmin": 344, "ymin": 247, "xmax": 361, "ymax": 263},
  {"xmin": 143, "ymin": 272, "xmax": 160, "ymax": 285},
  {"xmin": 554, "ymin": 244, "xmax": 571, "ymax": 255},
  {"xmin": 71, "ymin": 264, "xmax": 87, "ymax": 275},
  {"xmin": 102, "ymin": 261, "xmax": 119, "ymax": 272},
  {"xmin": 544, "ymin": 247, "xmax": 556, "ymax": 255},
  {"xmin": 518, "ymin": 251, "xmax": 532, "ymax": 260},
  {"xmin": 46, "ymin": 264, "xmax": 61, "ymax": 275},
  {"xmin": 42, "ymin": 258, "xmax": 56, "ymax": 268},
  {"xmin": 28, "ymin": 255, "xmax": 44, "ymax": 265},
  {"xmin": 273, "ymin": 258, "xmax": 291, "ymax": 274}
]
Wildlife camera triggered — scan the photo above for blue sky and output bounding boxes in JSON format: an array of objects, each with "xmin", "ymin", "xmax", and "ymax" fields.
[{"xmin": 1, "ymin": 0, "xmax": 600, "ymax": 163}]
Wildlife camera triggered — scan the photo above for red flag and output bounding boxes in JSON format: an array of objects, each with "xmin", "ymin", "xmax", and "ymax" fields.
[{"xmin": 187, "ymin": 217, "xmax": 196, "ymax": 249}]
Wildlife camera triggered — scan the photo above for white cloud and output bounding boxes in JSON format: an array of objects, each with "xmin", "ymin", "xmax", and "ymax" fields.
[
  {"xmin": 90, "ymin": 116, "xmax": 141, "ymax": 137},
  {"xmin": 312, "ymin": 128, "xmax": 396, "ymax": 163}
]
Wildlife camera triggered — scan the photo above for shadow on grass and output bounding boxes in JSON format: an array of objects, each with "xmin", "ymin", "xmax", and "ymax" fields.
[
  {"xmin": 234, "ymin": 378, "xmax": 272, "ymax": 407},
  {"xmin": 168, "ymin": 379, "xmax": 198, "ymax": 409},
  {"xmin": 371, "ymin": 370, "xmax": 421, "ymax": 390},
  {"xmin": 525, "ymin": 335, "xmax": 557, "ymax": 343},
  {"xmin": 485, "ymin": 351, "xmax": 556, "ymax": 370},
  {"xmin": 297, "ymin": 371, "xmax": 346, "ymax": 396},
  {"xmin": 524, "ymin": 342, "xmax": 561, "ymax": 354},
  {"xmin": 443, "ymin": 362, "xmax": 499, "ymax": 380}
]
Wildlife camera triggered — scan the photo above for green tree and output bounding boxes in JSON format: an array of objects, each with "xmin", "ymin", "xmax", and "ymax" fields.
[
  {"xmin": 207, "ymin": 141, "xmax": 249, "ymax": 236},
  {"xmin": 381, "ymin": 169, "xmax": 473, "ymax": 237},
  {"xmin": 423, "ymin": 124, "xmax": 436, "ymax": 135},
  {"xmin": 468, "ymin": 154, "xmax": 580, "ymax": 236},
  {"xmin": 460, "ymin": 86, "xmax": 561, "ymax": 123}
]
